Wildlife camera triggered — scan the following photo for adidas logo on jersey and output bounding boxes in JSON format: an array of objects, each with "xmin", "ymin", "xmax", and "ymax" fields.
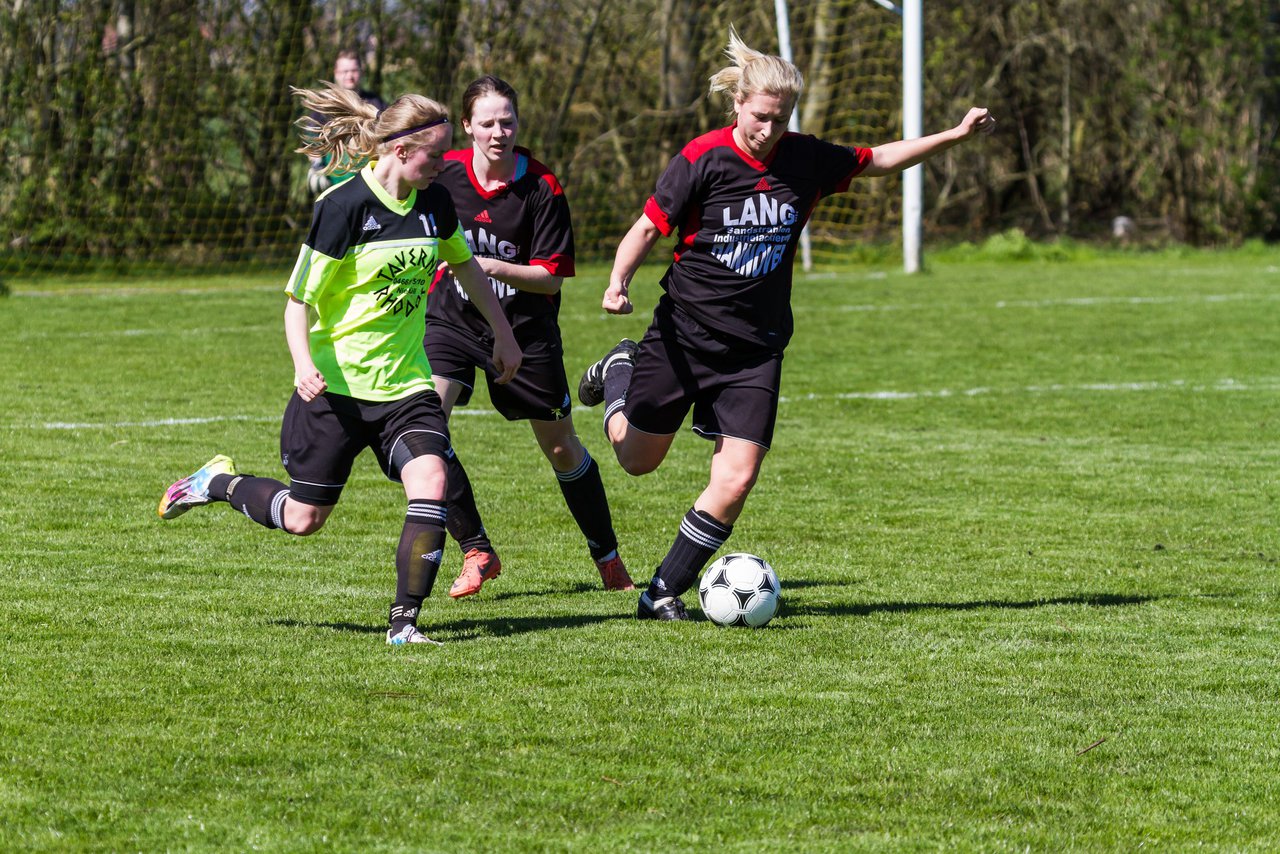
[
  {"xmin": 362, "ymin": 215, "xmax": 381, "ymax": 232},
  {"xmin": 474, "ymin": 209, "xmax": 493, "ymax": 223},
  {"xmin": 754, "ymin": 178, "xmax": 772, "ymax": 192}
]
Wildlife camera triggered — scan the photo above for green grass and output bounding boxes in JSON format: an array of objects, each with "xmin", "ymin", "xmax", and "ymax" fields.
[{"xmin": 2, "ymin": 247, "xmax": 1280, "ymax": 851}]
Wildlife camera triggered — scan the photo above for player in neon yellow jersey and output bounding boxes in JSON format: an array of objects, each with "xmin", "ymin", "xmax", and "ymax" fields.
[{"xmin": 159, "ymin": 84, "xmax": 522, "ymax": 647}]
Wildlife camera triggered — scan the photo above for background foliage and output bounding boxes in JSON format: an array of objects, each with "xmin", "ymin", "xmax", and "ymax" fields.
[{"xmin": 1, "ymin": 0, "xmax": 1277, "ymax": 275}]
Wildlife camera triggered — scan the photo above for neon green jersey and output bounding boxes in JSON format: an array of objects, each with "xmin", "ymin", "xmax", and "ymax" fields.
[{"xmin": 285, "ymin": 164, "xmax": 473, "ymax": 401}]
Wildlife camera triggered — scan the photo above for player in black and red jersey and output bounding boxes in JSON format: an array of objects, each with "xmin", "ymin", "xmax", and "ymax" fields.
[
  {"xmin": 578, "ymin": 29, "xmax": 996, "ymax": 620},
  {"xmin": 426, "ymin": 75, "xmax": 635, "ymax": 598}
]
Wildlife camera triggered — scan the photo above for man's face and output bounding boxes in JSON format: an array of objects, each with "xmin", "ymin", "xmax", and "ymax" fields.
[{"xmin": 334, "ymin": 57, "xmax": 361, "ymax": 90}]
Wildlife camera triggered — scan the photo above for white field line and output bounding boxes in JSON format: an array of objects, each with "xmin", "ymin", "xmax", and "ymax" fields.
[
  {"xmin": 10, "ymin": 376, "xmax": 1279, "ymax": 431},
  {"xmin": 780, "ymin": 376, "xmax": 1280, "ymax": 403},
  {"xmin": 15, "ymin": 325, "xmax": 279, "ymax": 340},
  {"xmin": 10, "ymin": 407, "xmax": 502, "ymax": 431},
  {"xmin": 796, "ymin": 291, "xmax": 1280, "ymax": 313},
  {"xmin": 13, "ymin": 284, "xmax": 281, "ymax": 298}
]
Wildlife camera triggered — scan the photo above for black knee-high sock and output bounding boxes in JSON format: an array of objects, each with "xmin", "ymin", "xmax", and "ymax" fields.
[
  {"xmin": 602, "ymin": 355, "xmax": 634, "ymax": 433},
  {"xmin": 554, "ymin": 450, "xmax": 618, "ymax": 561},
  {"xmin": 444, "ymin": 450, "xmax": 492, "ymax": 554},
  {"xmin": 390, "ymin": 499, "xmax": 447, "ymax": 630},
  {"xmin": 210, "ymin": 474, "xmax": 291, "ymax": 531},
  {"xmin": 648, "ymin": 508, "xmax": 733, "ymax": 599}
]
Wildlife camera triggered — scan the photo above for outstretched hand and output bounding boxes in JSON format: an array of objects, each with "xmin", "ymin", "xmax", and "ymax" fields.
[{"xmin": 958, "ymin": 107, "xmax": 996, "ymax": 139}]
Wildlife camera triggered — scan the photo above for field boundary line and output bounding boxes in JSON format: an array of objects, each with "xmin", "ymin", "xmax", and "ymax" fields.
[
  {"xmin": 7, "ymin": 407, "xmax": 503, "ymax": 430},
  {"xmin": 781, "ymin": 376, "xmax": 1280, "ymax": 403},
  {"xmin": 795, "ymin": 291, "xmax": 1280, "ymax": 314}
]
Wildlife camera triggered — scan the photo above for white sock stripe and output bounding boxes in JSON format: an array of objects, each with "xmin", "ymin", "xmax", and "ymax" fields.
[
  {"xmin": 555, "ymin": 451, "xmax": 594, "ymax": 482},
  {"xmin": 603, "ymin": 399, "xmax": 626, "ymax": 430},
  {"xmin": 406, "ymin": 503, "xmax": 447, "ymax": 523},
  {"xmin": 685, "ymin": 510, "xmax": 732, "ymax": 536},
  {"xmin": 680, "ymin": 517, "xmax": 728, "ymax": 549},
  {"xmin": 270, "ymin": 489, "xmax": 289, "ymax": 529}
]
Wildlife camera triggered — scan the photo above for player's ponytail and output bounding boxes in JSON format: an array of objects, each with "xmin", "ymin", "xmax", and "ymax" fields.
[
  {"xmin": 293, "ymin": 85, "xmax": 449, "ymax": 176},
  {"xmin": 708, "ymin": 26, "xmax": 803, "ymax": 111}
]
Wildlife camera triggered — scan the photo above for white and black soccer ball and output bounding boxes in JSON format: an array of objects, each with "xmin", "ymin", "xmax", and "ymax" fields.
[{"xmin": 698, "ymin": 553, "xmax": 781, "ymax": 627}]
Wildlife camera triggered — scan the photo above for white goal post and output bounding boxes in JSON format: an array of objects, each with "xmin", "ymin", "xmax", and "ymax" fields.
[{"xmin": 775, "ymin": 0, "xmax": 923, "ymax": 274}]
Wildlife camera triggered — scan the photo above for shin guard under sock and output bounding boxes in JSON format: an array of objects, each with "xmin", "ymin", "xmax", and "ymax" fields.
[
  {"xmin": 554, "ymin": 451, "xmax": 618, "ymax": 560},
  {"xmin": 648, "ymin": 508, "xmax": 733, "ymax": 599},
  {"xmin": 444, "ymin": 450, "xmax": 492, "ymax": 554},
  {"xmin": 390, "ymin": 499, "xmax": 447, "ymax": 630},
  {"xmin": 214, "ymin": 474, "xmax": 291, "ymax": 531}
]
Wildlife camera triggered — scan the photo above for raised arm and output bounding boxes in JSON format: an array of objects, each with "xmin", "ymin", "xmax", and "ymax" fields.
[
  {"xmin": 603, "ymin": 214, "xmax": 663, "ymax": 315},
  {"xmin": 861, "ymin": 107, "xmax": 995, "ymax": 178}
]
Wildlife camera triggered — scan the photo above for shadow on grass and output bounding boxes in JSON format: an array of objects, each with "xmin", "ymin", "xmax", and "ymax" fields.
[
  {"xmin": 779, "ymin": 578, "xmax": 865, "ymax": 591},
  {"xmin": 786, "ymin": 592, "xmax": 1163, "ymax": 618},
  {"xmin": 270, "ymin": 610, "xmax": 633, "ymax": 641},
  {"xmin": 484, "ymin": 581, "xmax": 601, "ymax": 600},
  {"xmin": 271, "ymin": 593, "xmax": 1172, "ymax": 640}
]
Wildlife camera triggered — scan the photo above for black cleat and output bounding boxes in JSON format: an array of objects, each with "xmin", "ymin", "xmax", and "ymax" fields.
[
  {"xmin": 637, "ymin": 592, "xmax": 690, "ymax": 621},
  {"xmin": 577, "ymin": 339, "xmax": 639, "ymax": 407}
]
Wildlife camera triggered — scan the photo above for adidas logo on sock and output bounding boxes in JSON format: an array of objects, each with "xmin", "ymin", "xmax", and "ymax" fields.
[
  {"xmin": 754, "ymin": 178, "xmax": 772, "ymax": 192},
  {"xmin": 362, "ymin": 215, "xmax": 381, "ymax": 232},
  {"xmin": 474, "ymin": 209, "xmax": 492, "ymax": 223}
]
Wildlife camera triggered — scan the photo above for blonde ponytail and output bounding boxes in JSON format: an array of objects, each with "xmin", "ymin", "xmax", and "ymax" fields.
[
  {"xmin": 708, "ymin": 27, "xmax": 803, "ymax": 112},
  {"xmin": 293, "ymin": 85, "xmax": 449, "ymax": 175}
]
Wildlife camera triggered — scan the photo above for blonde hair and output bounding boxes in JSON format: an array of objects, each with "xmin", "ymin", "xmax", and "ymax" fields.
[
  {"xmin": 293, "ymin": 85, "xmax": 449, "ymax": 176},
  {"xmin": 708, "ymin": 27, "xmax": 803, "ymax": 111}
]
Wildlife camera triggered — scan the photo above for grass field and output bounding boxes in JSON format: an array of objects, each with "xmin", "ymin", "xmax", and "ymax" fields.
[{"xmin": 2, "ymin": 247, "xmax": 1279, "ymax": 851}]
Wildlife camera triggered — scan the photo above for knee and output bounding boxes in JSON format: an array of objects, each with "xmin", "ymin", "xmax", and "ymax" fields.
[
  {"xmin": 283, "ymin": 503, "xmax": 328, "ymax": 536},
  {"xmin": 545, "ymin": 440, "xmax": 582, "ymax": 471},
  {"xmin": 617, "ymin": 448, "xmax": 660, "ymax": 477},
  {"xmin": 713, "ymin": 468, "xmax": 759, "ymax": 504}
]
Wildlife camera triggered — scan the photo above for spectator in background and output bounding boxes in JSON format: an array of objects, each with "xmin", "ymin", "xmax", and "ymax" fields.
[{"xmin": 306, "ymin": 50, "xmax": 388, "ymax": 196}]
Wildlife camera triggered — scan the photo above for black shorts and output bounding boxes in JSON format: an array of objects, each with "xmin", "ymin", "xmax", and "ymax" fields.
[
  {"xmin": 425, "ymin": 319, "xmax": 573, "ymax": 422},
  {"xmin": 623, "ymin": 299, "xmax": 783, "ymax": 448},
  {"xmin": 280, "ymin": 389, "xmax": 451, "ymax": 506}
]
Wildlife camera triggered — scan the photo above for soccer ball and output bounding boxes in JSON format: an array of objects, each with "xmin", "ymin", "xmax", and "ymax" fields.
[{"xmin": 698, "ymin": 553, "xmax": 781, "ymax": 627}]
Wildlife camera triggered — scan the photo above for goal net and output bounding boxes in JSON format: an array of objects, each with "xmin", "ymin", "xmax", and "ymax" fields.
[{"xmin": 0, "ymin": 0, "xmax": 901, "ymax": 278}]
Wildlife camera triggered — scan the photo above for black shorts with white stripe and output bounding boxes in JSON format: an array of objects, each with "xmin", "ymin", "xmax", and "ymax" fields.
[{"xmin": 280, "ymin": 389, "xmax": 451, "ymax": 506}]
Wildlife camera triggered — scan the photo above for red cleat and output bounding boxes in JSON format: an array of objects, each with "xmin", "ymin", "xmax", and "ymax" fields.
[
  {"xmin": 595, "ymin": 554, "xmax": 636, "ymax": 591},
  {"xmin": 449, "ymin": 548, "xmax": 502, "ymax": 598}
]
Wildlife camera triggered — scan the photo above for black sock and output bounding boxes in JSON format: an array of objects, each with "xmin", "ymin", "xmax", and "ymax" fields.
[
  {"xmin": 554, "ymin": 450, "xmax": 618, "ymax": 561},
  {"xmin": 602, "ymin": 354, "xmax": 634, "ymax": 432},
  {"xmin": 390, "ymin": 499, "xmax": 447, "ymax": 631},
  {"xmin": 444, "ymin": 450, "xmax": 492, "ymax": 554},
  {"xmin": 213, "ymin": 474, "xmax": 291, "ymax": 531},
  {"xmin": 648, "ymin": 508, "xmax": 732, "ymax": 599},
  {"xmin": 603, "ymin": 352, "xmax": 634, "ymax": 406}
]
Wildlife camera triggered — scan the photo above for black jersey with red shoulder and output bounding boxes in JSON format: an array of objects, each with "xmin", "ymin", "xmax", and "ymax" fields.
[
  {"xmin": 643, "ymin": 126, "xmax": 872, "ymax": 351},
  {"xmin": 427, "ymin": 147, "xmax": 574, "ymax": 340}
]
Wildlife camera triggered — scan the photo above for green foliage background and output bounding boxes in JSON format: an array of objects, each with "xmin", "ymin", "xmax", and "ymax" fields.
[{"xmin": 1, "ymin": 0, "xmax": 1278, "ymax": 276}]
